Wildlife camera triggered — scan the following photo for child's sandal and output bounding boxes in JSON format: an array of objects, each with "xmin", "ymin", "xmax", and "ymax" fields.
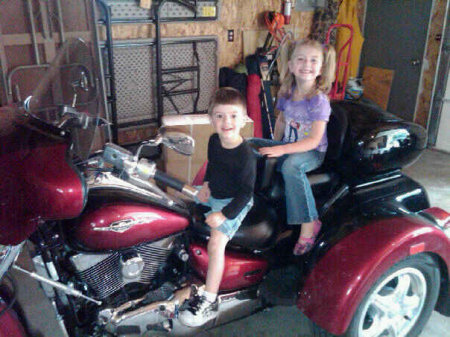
[
  {"xmin": 293, "ymin": 220, "xmax": 322, "ymax": 256},
  {"xmin": 293, "ymin": 237, "xmax": 315, "ymax": 255}
]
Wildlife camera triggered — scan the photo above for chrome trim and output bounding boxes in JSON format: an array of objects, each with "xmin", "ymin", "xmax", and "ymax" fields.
[
  {"xmin": 354, "ymin": 173, "xmax": 402, "ymax": 189},
  {"xmin": 136, "ymin": 158, "xmax": 157, "ymax": 180},
  {"xmin": 70, "ymin": 252, "xmax": 112, "ymax": 272},
  {"xmin": 88, "ymin": 172, "xmax": 178, "ymax": 208},
  {"xmin": 120, "ymin": 254, "xmax": 145, "ymax": 279},
  {"xmin": 92, "ymin": 212, "xmax": 165, "ymax": 233},
  {"xmin": 182, "ymin": 185, "xmax": 198, "ymax": 199},
  {"xmin": 0, "ymin": 243, "xmax": 24, "ymax": 280},
  {"xmin": 87, "ymin": 172, "xmax": 162, "ymax": 200}
]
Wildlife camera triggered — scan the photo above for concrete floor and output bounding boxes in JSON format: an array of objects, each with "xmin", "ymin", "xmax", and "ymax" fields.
[{"xmin": 10, "ymin": 149, "xmax": 450, "ymax": 337}]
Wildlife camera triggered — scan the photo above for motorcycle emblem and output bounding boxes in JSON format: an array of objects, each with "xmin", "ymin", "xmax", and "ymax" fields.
[{"xmin": 91, "ymin": 214, "xmax": 165, "ymax": 233}]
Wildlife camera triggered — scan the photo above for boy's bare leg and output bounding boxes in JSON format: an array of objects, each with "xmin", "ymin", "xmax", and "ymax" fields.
[
  {"xmin": 205, "ymin": 229, "xmax": 229, "ymax": 294},
  {"xmin": 179, "ymin": 229, "xmax": 227, "ymax": 326}
]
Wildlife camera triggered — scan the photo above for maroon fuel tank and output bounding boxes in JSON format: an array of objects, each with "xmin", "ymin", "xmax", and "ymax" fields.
[
  {"xmin": 0, "ymin": 110, "xmax": 86, "ymax": 245},
  {"xmin": 73, "ymin": 203, "xmax": 189, "ymax": 250}
]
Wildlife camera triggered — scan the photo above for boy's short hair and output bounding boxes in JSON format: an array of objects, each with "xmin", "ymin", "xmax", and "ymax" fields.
[{"xmin": 208, "ymin": 87, "xmax": 247, "ymax": 116}]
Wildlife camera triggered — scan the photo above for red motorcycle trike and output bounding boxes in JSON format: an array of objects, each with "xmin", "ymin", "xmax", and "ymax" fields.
[{"xmin": 0, "ymin": 37, "xmax": 449, "ymax": 337}]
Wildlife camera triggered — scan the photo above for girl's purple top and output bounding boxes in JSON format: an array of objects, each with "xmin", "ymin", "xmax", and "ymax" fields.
[{"xmin": 277, "ymin": 93, "xmax": 331, "ymax": 152}]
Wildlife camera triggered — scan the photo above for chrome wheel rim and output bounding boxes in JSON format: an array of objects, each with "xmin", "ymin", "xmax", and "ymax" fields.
[{"xmin": 357, "ymin": 267, "xmax": 427, "ymax": 337}]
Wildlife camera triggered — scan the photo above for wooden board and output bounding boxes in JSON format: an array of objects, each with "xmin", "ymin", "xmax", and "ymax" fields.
[
  {"xmin": 243, "ymin": 30, "xmax": 269, "ymax": 59},
  {"xmin": 362, "ymin": 66, "xmax": 394, "ymax": 110}
]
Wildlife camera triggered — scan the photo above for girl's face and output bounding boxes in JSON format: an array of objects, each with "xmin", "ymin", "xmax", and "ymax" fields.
[
  {"xmin": 210, "ymin": 104, "xmax": 245, "ymax": 146},
  {"xmin": 288, "ymin": 44, "xmax": 323, "ymax": 84}
]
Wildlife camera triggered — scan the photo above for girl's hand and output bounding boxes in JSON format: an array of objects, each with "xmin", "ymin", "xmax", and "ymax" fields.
[
  {"xmin": 259, "ymin": 145, "xmax": 286, "ymax": 158},
  {"xmin": 205, "ymin": 211, "xmax": 227, "ymax": 228},
  {"xmin": 197, "ymin": 182, "xmax": 211, "ymax": 203}
]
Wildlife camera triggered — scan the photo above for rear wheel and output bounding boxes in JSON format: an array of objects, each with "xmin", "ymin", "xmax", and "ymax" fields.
[{"xmin": 313, "ymin": 254, "xmax": 441, "ymax": 337}]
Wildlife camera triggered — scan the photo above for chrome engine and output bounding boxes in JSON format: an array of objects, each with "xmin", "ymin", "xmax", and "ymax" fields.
[{"xmin": 70, "ymin": 237, "xmax": 175, "ymax": 300}]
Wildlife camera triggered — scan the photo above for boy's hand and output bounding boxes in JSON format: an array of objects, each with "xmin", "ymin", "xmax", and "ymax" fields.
[
  {"xmin": 197, "ymin": 182, "xmax": 211, "ymax": 203},
  {"xmin": 259, "ymin": 145, "xmax": 285, "ymax": 158},
  {"xmin": 205, "ymin": 212, "xmax": 227, "ymax": 228}
]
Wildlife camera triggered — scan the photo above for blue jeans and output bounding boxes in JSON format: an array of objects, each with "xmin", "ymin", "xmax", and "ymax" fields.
[
  {"xmin": 194, "ymin": 190, "xmax": 253, "ymax": 239},
  {"xmin": 248, "ymin": 138, "xmax": 325, "ymax": 224}
]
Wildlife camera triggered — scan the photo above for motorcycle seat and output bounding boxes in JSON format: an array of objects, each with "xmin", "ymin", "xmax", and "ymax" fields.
[{"xmin": 190, "ymin": 194, "xmax": 278, "ymax": 251}]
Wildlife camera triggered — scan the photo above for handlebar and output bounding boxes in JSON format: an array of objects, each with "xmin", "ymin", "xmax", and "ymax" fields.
[
  {"xmin": 154, "ymin": 170, "xmax": 198, "ymax": 199},
  {"xmin": 102, "ymin": 143, "xmax": 198, "ymax": 199},
  {"xmin": 154, "ymin": 170, "xmax": 184, "ymax": 192}
]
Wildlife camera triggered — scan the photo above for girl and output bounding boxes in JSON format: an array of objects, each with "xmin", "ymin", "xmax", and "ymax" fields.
[{"xmin": 256, "ymin": 39, "xmax": 336, "ymax": 255}]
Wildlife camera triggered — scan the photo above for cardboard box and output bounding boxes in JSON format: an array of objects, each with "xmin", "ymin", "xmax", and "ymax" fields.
[{"xmin": 162, "ymin": 114, "xmax": 254, "ymax": 184}]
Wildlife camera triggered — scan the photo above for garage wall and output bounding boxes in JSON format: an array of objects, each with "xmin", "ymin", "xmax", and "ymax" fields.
[
  {"xmin": 415, "ymin": 0, "xmax": 448, "ymax": 128},
  {"xmin": 108, "ymin": 0, "xmax": 314, "ymax": 68}
]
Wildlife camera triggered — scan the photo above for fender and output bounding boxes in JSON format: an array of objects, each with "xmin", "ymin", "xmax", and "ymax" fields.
[
  {"xmin": 0, "ymin": 303, "xmax": 27, "ymax": 337},
  {"xmin": 296, "ymin": 215, "xmax": 450, "ymax": 335}
]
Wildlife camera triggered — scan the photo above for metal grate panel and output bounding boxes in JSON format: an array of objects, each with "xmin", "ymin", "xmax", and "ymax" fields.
[
  {"xmin": 161, "ymin": 40, "xmax": 217, "ymax": 116},
  {"xmin": 160, "ymin": 1, "xmax": 217, "ymax": 19},
  {"xmin": 110, "ymin": 37, "xmax": 217, "ymax": 126},
  {"xmin": 106, "ymin": 0, "xmax": 218, "ymax": 21},
  {"xmin": 113, "ymin": 44, "xmax": 156, "ymax": 124}
]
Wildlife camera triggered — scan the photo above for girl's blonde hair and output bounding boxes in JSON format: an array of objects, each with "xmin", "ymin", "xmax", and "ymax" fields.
[{"xmin": 278, "ymin": 39, "xmax": 336, "ymax": 99}]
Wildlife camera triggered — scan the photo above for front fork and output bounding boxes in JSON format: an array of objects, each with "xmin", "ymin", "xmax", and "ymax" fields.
[
  {"xmin": 0, "ymin": 243, "xmax": 26, "ymax": 337},
  {"xmin": 2, "ymin": 240, "xmax": 100, "ymax": 337}
]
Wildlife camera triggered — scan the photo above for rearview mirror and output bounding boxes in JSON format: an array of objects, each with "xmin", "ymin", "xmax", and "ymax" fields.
[
  {"xmin": 161, "ymin": 132, "xmax": 195, "ymax": 156},
  {"xmin": 135, "ymin": 131, "xmax": 195, "ymax": 159}
]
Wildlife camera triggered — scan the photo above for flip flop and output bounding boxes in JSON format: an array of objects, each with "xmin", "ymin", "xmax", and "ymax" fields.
[
  {"xmin": 293, "ymin": 220, "xmax": 322, "ymax": 255},
  {"xmin": 293, "ymin": 236, "xmax": 315, "ymax": 255}
]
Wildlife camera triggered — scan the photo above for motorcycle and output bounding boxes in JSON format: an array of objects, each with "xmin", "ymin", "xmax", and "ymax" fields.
[{"xmin": 1, "ymin": 37, "xmax": 449, "ymax": 337}]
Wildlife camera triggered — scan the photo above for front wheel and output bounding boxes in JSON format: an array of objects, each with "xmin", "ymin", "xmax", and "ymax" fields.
[{"xmin": 313, "ymin": 254, "xmax": 441, "ymax": 337}]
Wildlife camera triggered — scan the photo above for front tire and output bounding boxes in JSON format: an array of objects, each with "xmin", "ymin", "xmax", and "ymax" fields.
[{"xmin": 313, "ymin": 254, "xmax": 440, "ymax": 337}]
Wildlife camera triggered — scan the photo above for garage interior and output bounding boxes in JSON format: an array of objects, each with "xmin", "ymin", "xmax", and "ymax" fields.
[{"xmin": 1, "ymin": 0, "xmax": 449, "ymax": 336}]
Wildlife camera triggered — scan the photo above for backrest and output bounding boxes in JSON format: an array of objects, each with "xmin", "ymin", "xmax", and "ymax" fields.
[
  {"xmin": 323, "ymin": 103, "xmax": 349, "ymax": 165},
  {"xmin": 254, "ymin": 103, "xmax": 349, "ymax": 193},
  {"xmin": 255, "ymin": 156, "xmax": 277, "ymax": 191}
]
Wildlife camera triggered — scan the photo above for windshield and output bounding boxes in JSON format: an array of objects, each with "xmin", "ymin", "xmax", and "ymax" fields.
[{"xmin": 24, "ymin": 38, "xmax": 106, "ymax": 160}]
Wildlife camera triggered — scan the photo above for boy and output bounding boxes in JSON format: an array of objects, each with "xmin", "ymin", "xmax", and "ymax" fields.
[{"xmin": 179, "ymin": 87, "xmax": 256, "ymax": 327}]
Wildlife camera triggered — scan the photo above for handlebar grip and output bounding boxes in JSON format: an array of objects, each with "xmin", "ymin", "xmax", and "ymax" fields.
[
  {"xmin": 154, "ymin": 170, "xmax": 185, "ymax": 192},
  {"xmin": 154, "ymin": 170, "xmax": 198, "ymax": 199}
]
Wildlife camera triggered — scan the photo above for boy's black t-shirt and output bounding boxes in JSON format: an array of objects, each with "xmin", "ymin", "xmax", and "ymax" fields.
[{"xmin": 204, "ymin": 133, "xmax": 257, "ymax": 219}]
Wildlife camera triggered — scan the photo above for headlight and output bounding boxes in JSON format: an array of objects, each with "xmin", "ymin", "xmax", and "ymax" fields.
[{"xmin": 0, "ymin": 243, "xmax": 23, "ymax": 280}]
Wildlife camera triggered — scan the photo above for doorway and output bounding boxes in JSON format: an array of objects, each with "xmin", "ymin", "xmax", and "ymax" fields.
[
  {"xmin": 359, "ymin": 0, "xmax": 433, "ymax": 121},
  {"xmin": 429, "ymin": 7, "xmax": 450, "ymax": 152}
]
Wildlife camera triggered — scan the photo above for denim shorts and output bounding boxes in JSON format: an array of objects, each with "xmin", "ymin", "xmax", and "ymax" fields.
[{"xmin": 195, "ymin": 190, "xmax": 253, "ymax": 239}]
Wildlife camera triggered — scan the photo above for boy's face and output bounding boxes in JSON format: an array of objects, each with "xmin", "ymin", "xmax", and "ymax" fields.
[{"xmin": 210, "ymin": 104, "xmax": 245, "ymax": 144}]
